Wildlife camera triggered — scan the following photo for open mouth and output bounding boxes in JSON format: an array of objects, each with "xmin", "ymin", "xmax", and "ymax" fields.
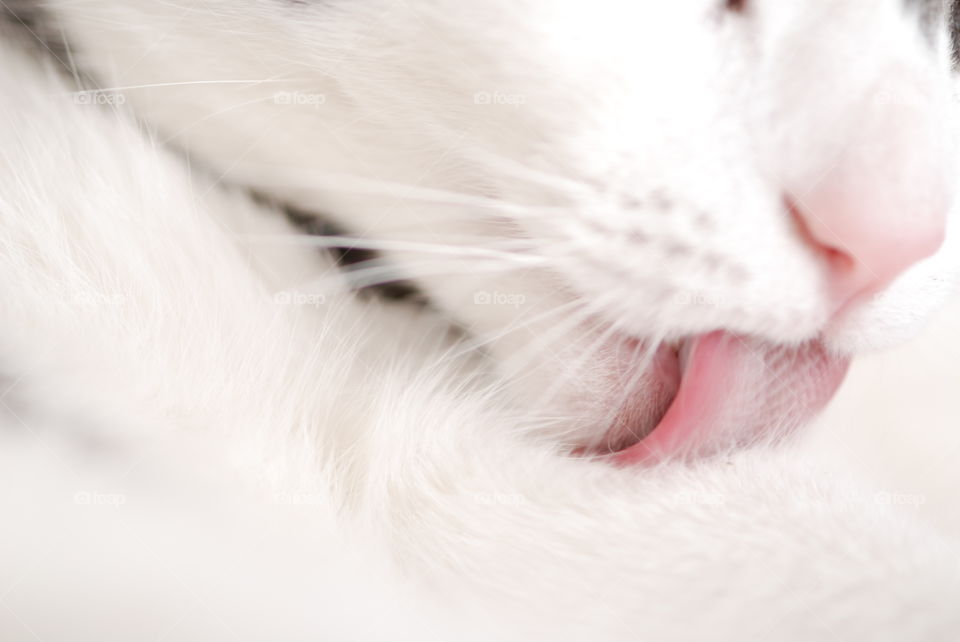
[{"xmin": 602, "ymin": 331, "xmax": 851, "ymax": 464}]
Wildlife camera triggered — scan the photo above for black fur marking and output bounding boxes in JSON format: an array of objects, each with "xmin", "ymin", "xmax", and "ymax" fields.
[
  {"xmin": 283, "ymin": 204, "xmax": 425, "ymax": 303},
  {"xmin": 1, "ymin": 1, "xmax": 72, "ymax": 67},
  {"xmin": 952, "ymin": 0, "xmax": 960, "ymax": 63}
]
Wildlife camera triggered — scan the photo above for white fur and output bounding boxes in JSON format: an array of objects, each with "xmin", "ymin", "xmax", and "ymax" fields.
[
  {"xmin": 35, "ymin": 0, "xmax": 960, "ymax": 431},
  {"xmin": 2, "ymin": 5, "xmax": 960, "ymax": 641}
]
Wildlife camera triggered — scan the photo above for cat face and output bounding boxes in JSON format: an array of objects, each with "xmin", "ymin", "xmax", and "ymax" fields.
[
  {"xmin": 51, "ymin": 0, "xmax": 957, "ymax": 343},
  {"xmin": 41, "ymin": 0, "xmax": 960, "ymax": 458},
  {"xmin": 338, "ymin": 0, "xmax": 960, "ymax": 351}
]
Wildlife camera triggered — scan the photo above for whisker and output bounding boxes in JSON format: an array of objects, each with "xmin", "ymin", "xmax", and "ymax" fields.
[
  {"xmin": 227, "ymin": 165, "xmax": 559, "ymax": 219},
  {"xmin": 445, "ymin": 297, "xmax": 586, "ymax": 360},
  {"xmin": 290, "ymin": 255, "xmax": 532, "ymax": 293},
  {"xmin": 524, "ymin": 305, "xmax": 626, "ymax": 414},
  {"xmin": 241, "ymin": 233, "xmax": 546, "ymax": 265},
  {"xmin": 496, "ymin": 296, "xmax": 609, "ymax": 393},
  {"xmin": 465, "ymin": 148, "xmax": 593, "ymax": 197}
]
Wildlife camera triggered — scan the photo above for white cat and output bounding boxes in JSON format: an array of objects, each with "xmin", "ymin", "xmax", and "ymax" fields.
[
  {"xmin": 1, "ymin": 2, "xmax": 960, "ymax": 640},
  {"xmin": 32, "ymin": 0, "xmax": 960, "ymax": 456}
]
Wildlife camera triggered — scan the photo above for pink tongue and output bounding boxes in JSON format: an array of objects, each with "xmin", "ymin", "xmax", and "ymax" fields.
[{"xmin": 615, "ymin": 331, "xmax": 850, "ymax": 464}]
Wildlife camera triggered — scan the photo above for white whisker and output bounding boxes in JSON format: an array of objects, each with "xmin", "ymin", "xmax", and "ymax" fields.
[{"xmin": 241, "ymin": 233, "xmax": 546, "ymax": 265}]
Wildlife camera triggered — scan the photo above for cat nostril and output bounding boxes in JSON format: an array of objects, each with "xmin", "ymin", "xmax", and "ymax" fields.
[{"xmin": 787, "ymin": 187, "xmax": 947, "ymax": 318}]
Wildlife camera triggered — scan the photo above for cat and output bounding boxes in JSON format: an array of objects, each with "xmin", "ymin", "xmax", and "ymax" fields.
[
  {"xmin": 1, "ymin": 2, "xmax": 960, "ymax": 640},
  {"xmin": 27, "ymin": 0, "xmax": 960, "ymax": 457}
]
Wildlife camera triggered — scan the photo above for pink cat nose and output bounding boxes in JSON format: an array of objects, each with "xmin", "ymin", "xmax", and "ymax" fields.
[
  {"xmin": 789, "ymin": 186, "xmax": 946, "ymax": 314},
  {"xmin": 787, "ymin": 101, "xmax": 950, "ymax": 316}
]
